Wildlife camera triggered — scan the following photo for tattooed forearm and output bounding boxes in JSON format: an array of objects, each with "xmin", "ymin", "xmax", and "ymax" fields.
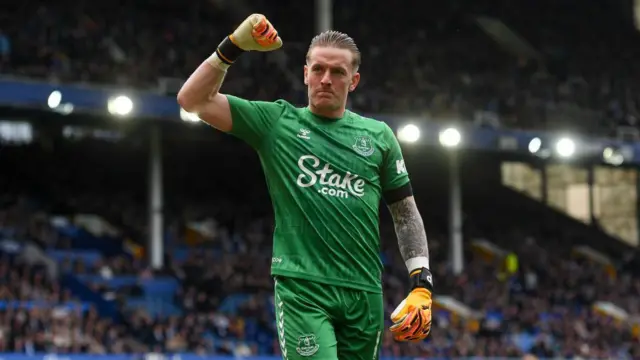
[{"xmin": 387, "ymin": 196, "xmax": 429, "ymax": 271}]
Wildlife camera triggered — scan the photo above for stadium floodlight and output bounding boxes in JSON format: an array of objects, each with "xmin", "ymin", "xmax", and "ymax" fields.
[
  {"xmin": 52, "ymin": 103, "xmax": 75, "ymax": 116},
  {"xmin": 108, "ymin": 95, "xmax": 134, "ymax": 117},
  {"xmin": 555, "ymin": 137, "xmax": 575, "ymax": 158},
  {"xmin": 603, "ymin": 147, "xmax": 624, "ymax": 166},
  {"xmin": 48, "ymin": 91, "xmax": 62, "ymax": 109},
  {"xmin": 439, "ymin": 127, "xmax": 461, "ymax": 148},
  {"xmin": 396, "ymin": 124, "xmax": 421, "ymax": 143},
  {"xmin": 180, "ymin": 108, "xmax": 201, "ymax": 123},
  {"xmin": 528, "ymin": 137, "xmax": 542, "ymax": 153}
]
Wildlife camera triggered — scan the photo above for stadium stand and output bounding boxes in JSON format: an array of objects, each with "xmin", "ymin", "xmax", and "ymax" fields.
[
  {"xmin": 2, "ymin": 0, "xmax": 640, "ymax": 359},
  {"xmin": 2, "ymin": 137, "xmax": 640, "ymax": 359}
]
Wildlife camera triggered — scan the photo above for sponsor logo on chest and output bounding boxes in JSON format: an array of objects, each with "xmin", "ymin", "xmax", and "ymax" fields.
[{"xmin": 295, "ymin": 155, "xmax": 365, "ymax": 198}]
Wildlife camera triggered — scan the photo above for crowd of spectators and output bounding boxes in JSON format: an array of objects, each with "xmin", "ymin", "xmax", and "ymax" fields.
[
  {"xmin": 1, "ymin": 135, "xmax": 640, "ymax": 358},
  {"xmin": 0, "ymin": 252, "xmax": 135, "ymax": 353},
  {"xmin": 3, "ymin": 164, "xmax": 640, "ymax": 358},
  {"xmin": 2, "ymin": 0, "xmax": 640, "ymax": 135}
]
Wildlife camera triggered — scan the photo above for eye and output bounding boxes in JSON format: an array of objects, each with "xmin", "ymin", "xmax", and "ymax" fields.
[{"xmin": 332, "ymin": 68, "xmax": 346, "ymax": 76}]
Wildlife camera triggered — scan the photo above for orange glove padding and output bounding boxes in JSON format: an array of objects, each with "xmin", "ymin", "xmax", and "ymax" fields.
[
  {"xmin": 209, "ymin": 14, "xmax": 282, "ymax": 70},
  {"xmin": 389, "ymin": 287, "xmax": 433, "ymax": 342},
  {"xmin": 229, "ymin": 14, "xmax": 282, "ymax": 52}
]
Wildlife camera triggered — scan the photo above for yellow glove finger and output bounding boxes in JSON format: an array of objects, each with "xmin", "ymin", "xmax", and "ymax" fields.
[
  {"xmin": 390, "ymin": 298, "xmax": 411, "ymax": 324},
  {"xmin": 250, "ymin": 16, "xmax": 282, "ymax": 50},
  {"xmin": 390, "ymin": 288, "xmax": 432, "ymax": 323},
  {"xmin": 229, "ymin": 14, "xmax": 282, "ymax": 52},
  {"xmin": 389, "ymin": 288, "xmax": 433, "ymax": 342},
  {"xmin": 389, "ymin": 307, "xmax": 432, "ymax": 342}
]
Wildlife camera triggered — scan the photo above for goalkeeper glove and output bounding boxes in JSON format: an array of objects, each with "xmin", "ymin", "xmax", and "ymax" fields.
[
  {"xmin": 389, "ymin": 267, "xmax": 433, "ymax": 342},
  {"xmin": 208, "ymin": 14, "xmax": 283, "ymax": 69}
]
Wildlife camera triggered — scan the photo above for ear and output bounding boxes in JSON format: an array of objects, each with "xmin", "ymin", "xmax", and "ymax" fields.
[
  {"xmin": 349, "ymin": 72, "xmax": 360, "ymax": 92},
  {"xmin": 303, "ymin": 65, "xmax": 309, "ymax": 85}
]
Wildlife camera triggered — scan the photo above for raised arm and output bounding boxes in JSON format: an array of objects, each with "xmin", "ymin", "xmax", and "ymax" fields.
[
  {"xmin": 176, "ymin": 14, "xmax": 282, "ymax": 133},
  {"xmin": 177, "ymin": 60, "xmax": 232, "ymax": 132}
]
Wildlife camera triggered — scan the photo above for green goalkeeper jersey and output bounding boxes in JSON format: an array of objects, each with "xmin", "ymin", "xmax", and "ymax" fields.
[{"xmin": 226, "ymin": 95, "xmax": 410, "ymax": 293}]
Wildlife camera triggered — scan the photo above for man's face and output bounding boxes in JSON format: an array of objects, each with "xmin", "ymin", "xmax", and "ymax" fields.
[{"xmin": 304, "ymin": 46, "xmax": 360, "ymax": 114}]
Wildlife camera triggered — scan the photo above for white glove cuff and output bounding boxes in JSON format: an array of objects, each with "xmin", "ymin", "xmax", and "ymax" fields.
[
  {"xmin": 205, "ymin": 53, "xmax": 230, "ymax": 71},
  {"xmin": 405, "ymin": 257, "xmax": 430, "ymax": 273}
]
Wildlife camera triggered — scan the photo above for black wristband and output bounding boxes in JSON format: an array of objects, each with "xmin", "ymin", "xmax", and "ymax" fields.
[
  {"xmin": 410, "ymin": 267, "xmax": 434, "ymax": 292},
  {"xmin": 216, "ymin": 36, "xmax": 246, "ymax": 65}
]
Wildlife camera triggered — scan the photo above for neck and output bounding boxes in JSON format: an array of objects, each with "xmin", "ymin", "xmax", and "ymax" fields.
[{"xmin": 308, "ymin": 104, "xmax": 346, "ymax": 120}]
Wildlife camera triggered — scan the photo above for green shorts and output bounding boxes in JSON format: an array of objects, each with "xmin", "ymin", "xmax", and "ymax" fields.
[{"xmin": 273, "ymin": 276, "xmax": 384, "ymax": 360}]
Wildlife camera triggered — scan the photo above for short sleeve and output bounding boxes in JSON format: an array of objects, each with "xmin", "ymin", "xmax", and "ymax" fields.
[
  {"xmin": 227, "ymin": 95, "xmax": 286, "ymax": 149},
  {"xmin": 381, "ymin": 123, "xmax": 410, "ymax": 192}
]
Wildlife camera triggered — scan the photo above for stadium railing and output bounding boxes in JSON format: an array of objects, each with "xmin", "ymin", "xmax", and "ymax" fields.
[{"xmin": 2, "ymin": 76, "xmax": 640, "ymax": 166}]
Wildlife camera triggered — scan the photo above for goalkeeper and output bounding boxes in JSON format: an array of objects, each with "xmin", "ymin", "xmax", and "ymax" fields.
[{"xmin": 178, "ymin": 14, "xmax": 433, "ymax": 359}]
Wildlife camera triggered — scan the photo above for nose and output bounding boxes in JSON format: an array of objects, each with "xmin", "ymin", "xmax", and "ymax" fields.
[{"xmin": 320, "ymin": 70, "xmax": 332, "ymax": 86}]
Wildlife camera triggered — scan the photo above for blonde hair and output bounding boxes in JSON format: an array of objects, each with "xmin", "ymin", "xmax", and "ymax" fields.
[{"xmin": 306, "ymin": 30, "xmax": 361, "ymax": 71}]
